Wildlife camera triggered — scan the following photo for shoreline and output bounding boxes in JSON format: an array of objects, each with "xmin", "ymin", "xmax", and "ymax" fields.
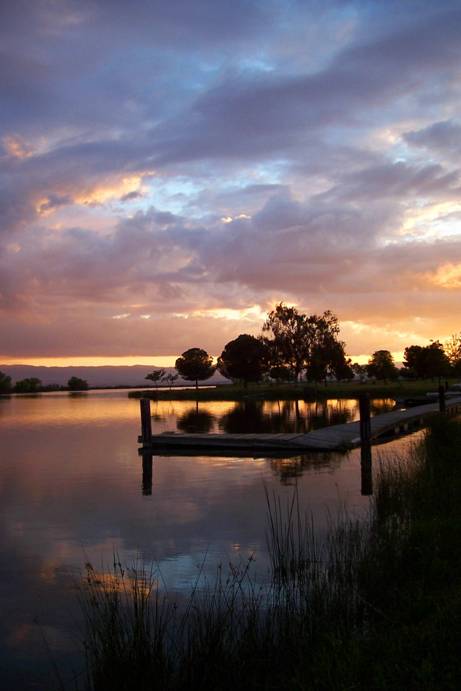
[{"xmin": 128, "ymin": 378, "xmax": 458, "ymax": 401}]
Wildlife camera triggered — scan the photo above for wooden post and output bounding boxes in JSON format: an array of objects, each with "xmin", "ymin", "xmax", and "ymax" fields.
[
  {"xmin": 360, "ymin": 443, "xmax": 373, "ymax": 496},
  {"xmin": 438, "ymin": 385, "xmax": 446, "ymax": 413},
  {"xmin": 359, "ymin": 393, "xmax": 371, "ymax": 444},
  {"xmin": 142, "ymin": 451, "xmax": 153, "ymax": 495},
  {"xmin": 140, "ymin": 398, "xmax": 152, "ymax": 444},
  {"xmin": 359, "ymin": 394, "xmax": 372, "ymax": 494}
]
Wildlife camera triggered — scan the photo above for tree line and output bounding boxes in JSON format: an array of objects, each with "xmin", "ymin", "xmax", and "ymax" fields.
[
  {"xmin": 143, "ymin": 303, "xmax": 351, "ymax": 390},
  {"xmin": 359, "ymin": 339, "xmax": 461, "ymax": 382},
  {"xmin": 144, "ymin": 303, "xmax": 461, "ymax": 388},
  {"xmin": 1, "ymin": 304, "xmax": 460, "ymax": 394},
  {"xmin": 0, "ymin": 375, "xmax": 89, "ymax": 394}
]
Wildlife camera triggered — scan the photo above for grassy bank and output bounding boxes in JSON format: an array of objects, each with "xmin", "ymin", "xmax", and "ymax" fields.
[
  {"xmin": 79, "ymin": 416, "xmax": 461, "ymax": 690},
  {"xmin": 128, "ymin": 378, "xmax": 458, "ymax": 402}
]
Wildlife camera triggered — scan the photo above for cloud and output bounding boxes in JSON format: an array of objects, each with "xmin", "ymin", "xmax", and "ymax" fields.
[
  {"xmin": 1, "ymin": 1, "xmax": 461, "ymax": 360},
  {"xmin": 404, "ymin": 120, "xmax": 461, "ymax": 155}
]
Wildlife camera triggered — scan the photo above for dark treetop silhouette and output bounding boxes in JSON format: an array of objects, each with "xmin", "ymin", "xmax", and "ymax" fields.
[
  {"xmin": 175, "ymin": 348, "xmax": 215, "ymax": 390},
  {"xmin": 217, "ymin": 334, "xmax": 270, "ymax": 387}
]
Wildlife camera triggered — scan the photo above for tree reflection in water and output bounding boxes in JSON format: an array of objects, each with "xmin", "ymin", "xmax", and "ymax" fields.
[
  {"xmin": 308, "ymin": 401, "xmax": 353, "ymax": 429},
  {"xmin": 177, "ymin": 404, "xmax": 215, "ymax": 433},
  {"xmin": 174, "ymin": 398, "xmax": 393, "ymax": 437},
  {"xmin": 219, "ymin": 400, "xmax": 358, "ymax": 435},
  {"xmin": 269, "ymin": 452, "xmax": 344, "ymax": 484},
  {"xmin": 219, "ymin": 401, "xmax": 306, "ymax": 434},
  {"xmin": 370, "ymin": 398, "xmax": 396, "ymax": 415}
]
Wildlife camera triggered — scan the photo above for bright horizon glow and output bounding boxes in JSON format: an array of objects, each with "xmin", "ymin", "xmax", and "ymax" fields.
[
  {"xmin": 0, "ymin": 356, "xmax": 180, "ymax": 368},
  {"xmin": 0, "ymin": 351, "xmax": 405, "ymax": 368}
]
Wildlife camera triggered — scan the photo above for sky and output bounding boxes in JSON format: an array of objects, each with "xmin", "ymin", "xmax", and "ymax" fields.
[{"xmin": 1, "ymin": 0, "xmax": 461, "ymax": 367}]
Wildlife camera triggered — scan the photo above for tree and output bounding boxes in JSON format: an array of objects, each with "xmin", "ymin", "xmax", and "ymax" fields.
[
  {"xmin": 423, "ymin": 341, "xmax": 451, "ymax": 380},
  {"xmin": 445, "ymin": 332, "xmax": 461, "ymax": 375},
  {"xmin": 307, "ymin": 339, "xmax": 351, "ymax": 383},
  {"xmin": 0, "ymin": 371, "xmax": 12, "ymax": 393},
  {"xmin": 14, "ymin": 377, "xmax": 42, "ymax": 393},
  {"xmin": 403, "ymin": 345, "xmax": 425, "ymax": 378},
  {"xmin": 217, "ymin": 334, "xmax": 269, "ymax": 386},
  {"xmin": 332, "ymin": 355, "xmax": 354, "ymax": 381},
  {"xmin": 367, "ymin": 350, "xmax": 399, "ymax": 381},
  {"xmin": 263, "ymin": 303, "xmax": 345, "ymax": 382},
  {"xmin": 351, "ymin": 363, "xmax": 367, "ymax": 379},
  {"xmin": 269, "ymin": 365, "xmax": 295, "ymax": 383},
  {"xmin": 67, "ymin": 376, "xmax": 89, "ymax": 391},
  {"xmin": 175, "ymin": 348, "xmax": 215, "ymax": 390},
  {"xmin": 403, "ymin": 342, "xmax": 451, "ymax": 380},
  {"xmin": 163, "ymin": 372, "xmax": 179, "ymax": 390},
  {"xmin": 145, "ymin": 369, "xmax": 166, "ymax": 388},
  {"xmin": 263, "ymin": 303, "xmax": 312, "ymax": 381}
]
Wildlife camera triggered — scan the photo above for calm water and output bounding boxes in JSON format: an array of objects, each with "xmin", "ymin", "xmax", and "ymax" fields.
[{"xmin": 0, "ymin": 391, "xmax": 419, "ymax": 689}]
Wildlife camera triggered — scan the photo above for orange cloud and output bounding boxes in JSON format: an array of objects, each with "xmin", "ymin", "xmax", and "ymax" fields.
[
  {"xmin": 2, "ymin": 135, "xmax": 33, "ymax": 159},
  {"xmin": 430, "ymin": 262, "xmax": 461, "ymax": 289}
]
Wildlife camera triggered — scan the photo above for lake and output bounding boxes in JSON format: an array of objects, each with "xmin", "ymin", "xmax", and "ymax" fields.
[{"xmin": 0, "ymin": 390, "xmax": 420, "ymax": 689}]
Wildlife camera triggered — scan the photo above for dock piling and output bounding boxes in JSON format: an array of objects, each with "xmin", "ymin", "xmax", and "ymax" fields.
[
  {"xmin": 359, "ymin": 393, "xmax": 371, "ymax": 444},
  {"xmin": 142, "ymin": 451, "xmax": 153, "ymax": 495},
  {"xmin": 140, "ymin": 398, "xmax": 152, "ymax": 444},
  {"xmin": 360, "ymin": 444, "xmax": 373, "ymax": 495},
  {"xmin": 438, "ymin": 385, "xmax": 446, "ymax": 414},
  {"xmin": 359, "ymin": 394, "xmax": 372, "ymax": 494}
]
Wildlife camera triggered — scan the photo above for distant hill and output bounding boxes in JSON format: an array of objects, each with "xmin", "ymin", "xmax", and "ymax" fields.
[{"xmin": 0, "ymin": 364, "xmax": 230, "ymax": 388}]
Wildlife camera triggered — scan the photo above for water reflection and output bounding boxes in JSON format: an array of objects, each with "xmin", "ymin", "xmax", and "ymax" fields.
[
  {"xmin": 269, "ymin": 452, "xmax": 343, "ymax": 485},
  {"xmin": 218, "ymin": 399, "xmax": 358, "ymax": 434},
  {"xmin": 177, "ymin": 403, "xmax": 215, "ymax": 433},
  {"xmin": 220, "ymin": 401, "xmax": 275, "ymax": 433},
  {"xmin": 0, "ymin": 391, "xmax": 413, "ymax": 690},
  {"xmin": 370, "ymin": 398, "xmax": 396, "ymax": 416}
]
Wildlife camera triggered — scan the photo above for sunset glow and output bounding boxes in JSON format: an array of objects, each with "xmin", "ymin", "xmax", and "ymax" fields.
[
  {"xmin": 1, "ymin": 2, "xmax": 461, "ymax": 367},
  {"xmin": 0, "ymin": 356, "xmax": 180, "ymax": 368}
]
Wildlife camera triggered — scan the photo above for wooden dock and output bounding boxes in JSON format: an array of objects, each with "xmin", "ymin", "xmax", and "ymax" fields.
[{"xmin": 138, "ymin": 396, "xmax": 461, "ymax": 454}]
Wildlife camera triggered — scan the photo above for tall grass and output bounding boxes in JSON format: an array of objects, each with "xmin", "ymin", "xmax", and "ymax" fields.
[{"xmin": 79, "ymin": 417, "xmax": 461, "ymax": 690}]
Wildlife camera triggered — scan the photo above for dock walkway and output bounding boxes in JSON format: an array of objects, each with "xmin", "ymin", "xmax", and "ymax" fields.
[{"xmin": 139, "ymin": 397, "xmax": 461, "ymax": 454}]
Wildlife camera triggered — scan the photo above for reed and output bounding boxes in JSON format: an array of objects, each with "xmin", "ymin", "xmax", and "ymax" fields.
[{"xmin": 79, "ymin": 417, "xmax": 461, "ymax": 690}]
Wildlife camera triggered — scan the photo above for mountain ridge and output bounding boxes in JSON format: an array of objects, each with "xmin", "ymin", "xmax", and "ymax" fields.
[{"xmin": 0, "ymin": 364, "xmax": 228, "ymax": 387}]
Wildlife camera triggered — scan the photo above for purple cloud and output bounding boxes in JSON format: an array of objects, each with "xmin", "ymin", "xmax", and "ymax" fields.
[{"xmin": 1, "ymin": 1, "xmax": 461, "ymax": 360}]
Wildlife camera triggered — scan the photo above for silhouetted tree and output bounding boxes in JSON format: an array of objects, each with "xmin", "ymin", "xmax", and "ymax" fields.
[
  {"xmin": 351, "ymin": 363, "xmax": 367, "ymax": 378},
  {"xmin": 403, "ymin": 345, "xmax": 425, "ymax": 378},
  {"xmin": 263, "ymin": 303, "xmax": 312, "ymax": 381},
  {"xmin": 445, "ymin": 332, "xmax": 461, "ymax": 376},
  {"xmin": 367, "ymin": 350, "xmax": 399, "ymax": 381},
  {"xmin": 175, "ymin": 348, "xmax": 215, "ymax": 390},
  {"xmin": 68, "ymin": 376, "xmax": 89, "ymax": 391},
  {"xmin": 403, "ymin": 342, "xmax": 451, "ymax": 380},
  {"xmin": 269, "ymin": 365, "xmax": 295, "ymax": 383},
  {"xmin": 307, "ymin": 340, "xmax": 351, "ymax": 383},
  {"xmin": 217, "ymin": 334, "xmax": 269, "ymax": 386},
  {"xmin": 163, "ymin": 372, "xmax": 179, "ymax": 390},
  {"xmin": 332, "ymin": 355, "xmax": 354, "ymax": 381},
  {"xmin": 14, "ymin": 377, "xmax": 42, "ymax": 393},
  {"xmin": 145, "ymin": 369, "xmax": 166, "ymax": 388},
  {"xmin": 263, "ymin": 303, "xmax": 345, "ymax": 382},
  {"xmin": 0, "ymin": 371, "xmax": 12, "ymax": 393},
  {"xmin": 422, "ymin": 341, "xmax": 451, "ymax": 380}
]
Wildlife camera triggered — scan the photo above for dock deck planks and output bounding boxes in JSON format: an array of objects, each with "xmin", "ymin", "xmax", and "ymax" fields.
[{"xmin": 139, "ymin": 397, "xmax": 461, "ymax": 453}]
